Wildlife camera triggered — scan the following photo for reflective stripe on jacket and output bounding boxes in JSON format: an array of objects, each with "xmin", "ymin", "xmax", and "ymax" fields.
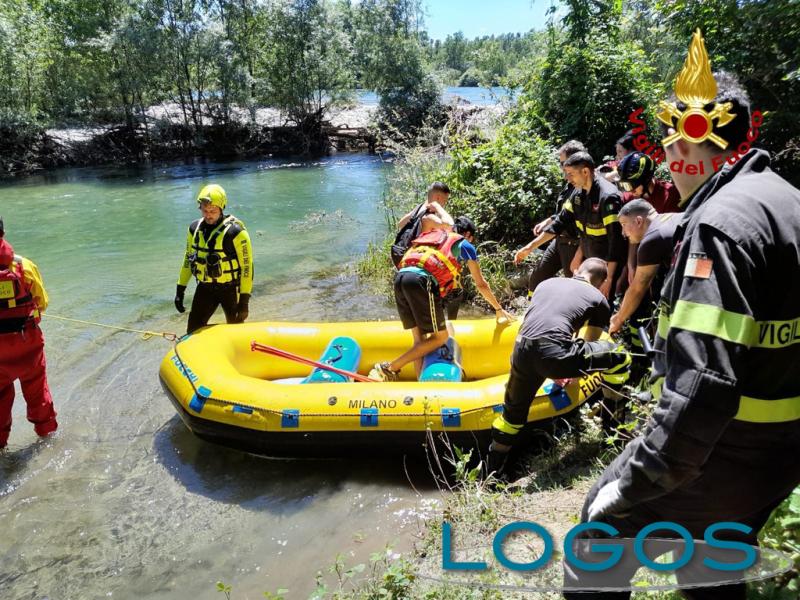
[{"xmin": 619, "ymin": 149, "xmax": 800, "ymax": 506}]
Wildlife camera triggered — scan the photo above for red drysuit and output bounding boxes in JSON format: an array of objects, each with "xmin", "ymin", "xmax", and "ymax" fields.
[{"xmin": 0, "ymin": 238, "xmax": 57, "ymax": 447}]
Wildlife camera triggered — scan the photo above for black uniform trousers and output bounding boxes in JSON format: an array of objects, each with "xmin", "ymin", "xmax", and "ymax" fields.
[
  {"xmin": 187, "ymin": 282, "xmax": 239, "ymax": 334},
  {"xmin": 527, "ymin": 236, "xmax": 580, "ymax": 294},
  {"xmin": 494, "ymin": 336, "xmax": 626, "ymax": 446}
]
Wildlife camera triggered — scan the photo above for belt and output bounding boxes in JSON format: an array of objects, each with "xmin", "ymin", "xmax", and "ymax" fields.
[
  {"xmin": 516, "ymin": 336, "xmax": 572, "ymax": 351},
  {"xmin": 0, "ymin": 317, "xmax": 38, "ymax": 334},
  {"xmin": 197, "ymin": 281, "xmax": 238, "ymax": 289}
]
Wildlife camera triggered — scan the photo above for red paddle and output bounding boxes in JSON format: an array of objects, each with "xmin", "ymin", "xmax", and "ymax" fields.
[{"xmin": 250, "ymin": 341, "xmax": 379, "ymax": 383}]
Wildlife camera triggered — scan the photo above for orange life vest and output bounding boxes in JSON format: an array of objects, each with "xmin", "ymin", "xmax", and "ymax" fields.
[
  {"xmin": 0, "ymin": 258, "xmax": 38, "ymax": 333},
  {"xmin": 399, "ymin": 229, "xmax": 464, "ymax": 297}
]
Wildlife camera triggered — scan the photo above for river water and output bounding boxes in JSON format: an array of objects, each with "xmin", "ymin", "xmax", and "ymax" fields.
[
  {"xmin": 357, "ymin": 86, "xmax": 516, "ymax": 107},
  {"xmin": 0, "ymin": 155, "xmax": 447, "ymax": 599}
]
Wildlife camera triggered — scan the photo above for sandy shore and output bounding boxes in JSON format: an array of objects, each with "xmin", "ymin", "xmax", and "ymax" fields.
[
  {"xmin": 45, "ymin": 103, "xmax": 378, "ymax": 146},
  {"xmin": 44, "ymin": 100, "xmax": 507, "ymax": 146}
]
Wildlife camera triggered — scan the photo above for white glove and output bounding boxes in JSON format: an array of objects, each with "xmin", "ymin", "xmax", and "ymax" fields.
[{"xmin": 587, "ymin": 480, "xmax": 632, "ymax": 522}]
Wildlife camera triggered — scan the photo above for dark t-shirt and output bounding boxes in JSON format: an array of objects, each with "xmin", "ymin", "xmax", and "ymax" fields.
[
  {"xmin": 519, "ymin": 276, "xmax": 611, "ymax": 341},
  {"xmin": 637, "ymin": 213, "xmax": 679, "ymax": 269}
]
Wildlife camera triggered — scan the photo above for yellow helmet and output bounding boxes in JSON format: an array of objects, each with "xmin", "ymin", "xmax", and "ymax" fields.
[{"xmin": 196, "ymin": 184, "xmax": 227, "ymax": 210}]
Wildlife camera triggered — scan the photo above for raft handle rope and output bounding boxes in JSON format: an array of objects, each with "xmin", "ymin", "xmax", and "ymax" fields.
[
  {"xmin": 43, "ymin": 313, "xmax": 178, "ymax": 342},
  {"xmin": 172, "ymin": 338, "xmax": 620, "ymax": 420},
  {"xmin": 172, "ymin": 339, "xmax": 506, "ymax": 418}
]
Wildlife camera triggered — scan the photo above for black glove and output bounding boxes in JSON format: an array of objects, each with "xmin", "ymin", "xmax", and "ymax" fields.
[
  {"xmin": 174, "ymin": 285, "xmax": 186, "ymax": 313},
  {"xmin": 236, "ymin": 293, "xmax": 250, "ymax": 323}
]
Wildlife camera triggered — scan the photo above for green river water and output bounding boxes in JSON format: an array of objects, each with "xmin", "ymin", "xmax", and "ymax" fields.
[{"xmin": 0, "ymin": 155, "xmax": 444, "ymax": 599}]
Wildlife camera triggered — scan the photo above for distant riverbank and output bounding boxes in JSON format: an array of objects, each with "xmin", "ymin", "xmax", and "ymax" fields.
[{"xmin": 1, "ymin": 87, "xmax": 513, "ymax": 179}]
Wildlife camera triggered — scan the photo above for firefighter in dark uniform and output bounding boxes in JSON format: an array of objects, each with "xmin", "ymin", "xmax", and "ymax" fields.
[
  {"xmin": 488, "ymin": 258, "xmax": 631, "ymax": 477},
  {"xmin": 519, "ymin": 152, "xmax": 627, "ymax": 300},
  {"xmin": 514, "ymin": 140, "xmax": 584, "ymax": 296},
  {"xmin": 175, "ymin": 184, "xmax": 254, "ymax": 334},
  {"xmin": 565, "ymin": 42, "xmax": 800, "ymax": 599},
  {"xmin": 609, "ymin": 200, "xmax": 679, "ymax": 357}
]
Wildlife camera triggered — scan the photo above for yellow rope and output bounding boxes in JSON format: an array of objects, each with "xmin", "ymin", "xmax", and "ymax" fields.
[{"xmin": 43, "ymin": 313, "xmax": 178, "ymax": 342}]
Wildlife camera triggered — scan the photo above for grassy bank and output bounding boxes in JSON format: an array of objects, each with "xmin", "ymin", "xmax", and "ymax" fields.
[{"xmin": 212, "ymin": 398, "xmax": 799, "ymax": 598}]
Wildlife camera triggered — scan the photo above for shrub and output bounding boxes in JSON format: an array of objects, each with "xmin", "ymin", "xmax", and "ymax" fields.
[
  {"xmin": 376, "ymin": 74, "xmax": 447, "ymax": 144},
  {"xmin": 528, "ymin": 32, "xmax": 663, "ymax": 161},
  {"xmin": 445, "ymin": 119, "xmax": 563, "ymax": 248}
]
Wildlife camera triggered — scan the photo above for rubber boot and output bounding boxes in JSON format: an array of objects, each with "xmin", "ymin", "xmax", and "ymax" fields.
[{"xmin": 484, "ymin": 446, "xmax": 511, "ymax": 483}]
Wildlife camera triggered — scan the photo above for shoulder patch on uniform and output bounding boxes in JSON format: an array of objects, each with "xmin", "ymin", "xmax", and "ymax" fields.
[{"xmin": 684, "ymin": 253, "xmax": 713, "ymax": 279}]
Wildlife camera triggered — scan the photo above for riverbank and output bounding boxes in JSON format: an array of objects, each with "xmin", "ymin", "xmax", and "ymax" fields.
[
  {"xmin": 1, "ymin": 100, "xmax": 507, "ymax": 179},
  {"xmin": 1, "ymin": 104, "xmax": 379, "ymax": 178}
]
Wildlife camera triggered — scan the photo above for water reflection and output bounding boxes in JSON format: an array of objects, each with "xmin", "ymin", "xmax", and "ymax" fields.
[{"xmin": 154, "ymin": 416, "xmax": 440, "ymax": 512}]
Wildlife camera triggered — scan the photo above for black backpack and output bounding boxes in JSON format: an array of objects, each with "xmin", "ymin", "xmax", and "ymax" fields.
[{"xmin": 390, "ymin": 202, "xmax": 427, "ymax": 268}]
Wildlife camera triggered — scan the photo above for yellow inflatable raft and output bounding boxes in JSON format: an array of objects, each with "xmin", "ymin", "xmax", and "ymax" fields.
[{"xmin": 158, "ymin": 319, "xmax": 604, "ymax": 457}]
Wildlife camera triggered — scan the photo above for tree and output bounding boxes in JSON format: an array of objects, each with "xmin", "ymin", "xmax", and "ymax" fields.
[
  {"xmin": 442, "ymin": 32, "xmax": 468, "ymax": 73},
  {"xmin": 257, "ymin": 0, "xmax": 355, "ymax": 148},
  {"xmin": 353, "ymin": 0, "xmax": 443, "ymax": 139}
]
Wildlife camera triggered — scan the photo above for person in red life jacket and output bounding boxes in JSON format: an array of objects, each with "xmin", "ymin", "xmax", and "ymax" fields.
[
  {"xmin": 0, "ymin": 218, "xmax": 58, "ymax": 449},
  {"xmin": 392, "ymin": 182, "xmax": 453, "ymax": 265},
  {"xmin": 392, "ymin": 182, "xmax": 464, "ymax": 319},
  {"xmin": 370, "ymin": 215, "xmax": 514, "ymax": 381}
]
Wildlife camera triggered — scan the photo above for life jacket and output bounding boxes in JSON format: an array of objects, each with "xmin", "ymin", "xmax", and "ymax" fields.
[
  {"xmin": 399, "ymin": 229, "xmax": 464, "ymax": 297},
  {"xmin": 188, "ymin": 215, "xmax": 244, "ymax": 285},
  {"xmin": 0, "ymin": 257, "xmax": 39, "ymax": 333}
]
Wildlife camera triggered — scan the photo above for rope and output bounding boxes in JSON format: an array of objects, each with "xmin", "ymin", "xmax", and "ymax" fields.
[{"xmin": 43, "ymin": 313, "xmax": 178, "ymax": 342}]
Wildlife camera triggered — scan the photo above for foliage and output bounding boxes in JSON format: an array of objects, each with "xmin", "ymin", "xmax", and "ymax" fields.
[
  {"xmin": 374, "ymin": 74, "xmax": 446, "ymax": 142},
  {"xmin": 425, "ymin": 30, "xmax": 550, "ymax": 87},
  {"xmin": 527, "ymin": 29, "xmax": 663, "ymax": 161},
  {"xmin": 308, "ymin": 547, "xmax": 414, "ymax": 599},
  {"xmin": 653, "ymin": 0, "xmax": 800, "ymax": 184},
  {"xmin": 258, "ymin": 0, "xmax": 355, "ymax": 132},
  {"xmin": 352, "ymin": 0, "xmax": 445, "ymax": 140},
  {"xmin": 0, "ymin": 109, "xmax": 53, "ymax": 175},
  {"xmin": 216, "ymin": 580, "xmax": 232, "ymax": 600},
  {"xmin": 758, "ymin": 486, "xmax": 800, "ymax": 594},
  {"xmin": 445, "ymin": 119, "xmax": 563, "ymax": 248},
  {"xmin": 560, "ymin": 0, "xmax": 623, "ymax": 46},
  {"xmin": 457, "ymin": 68, "xmax": 481, "ymax": 88},
  {"xmin": 0, "ymin": 0, "xmax": 430, "ymax": 134}
]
